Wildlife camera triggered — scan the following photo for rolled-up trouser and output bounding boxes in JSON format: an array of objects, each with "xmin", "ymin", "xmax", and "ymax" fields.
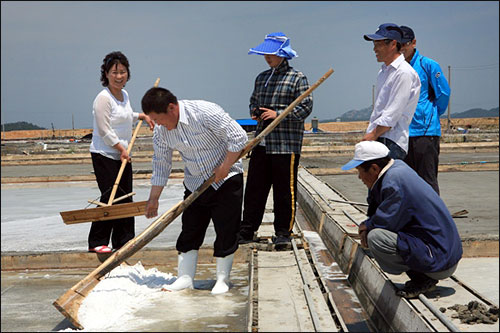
[
  {"xmin": 176, "ymin": 173, "xmax": 243, "ymax": 258},
  {"xmin": 366, "ymin": 228, "xmax": 458, "ymax": 280}
]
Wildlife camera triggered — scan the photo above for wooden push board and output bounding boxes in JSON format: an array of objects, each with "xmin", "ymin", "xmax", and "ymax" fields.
[{"xmin": 60, "ymin": 201, "xmax": 147, "ymax": 224}]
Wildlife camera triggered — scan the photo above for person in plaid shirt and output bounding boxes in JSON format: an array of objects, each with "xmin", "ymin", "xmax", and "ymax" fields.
[{"xmin": 239, "ymin": 32, "xmax": 313, "ymax": 249}]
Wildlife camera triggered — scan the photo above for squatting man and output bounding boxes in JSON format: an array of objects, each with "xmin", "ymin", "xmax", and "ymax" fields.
[{"xmin": 341, "ymin": 141, "xmax": 462, "ymax": 298}]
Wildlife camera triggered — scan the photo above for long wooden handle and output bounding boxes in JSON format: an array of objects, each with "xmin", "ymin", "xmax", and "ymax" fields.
[
  {"xmin": 107, "ymin": 119, "xmax": 143, "ymax": 205},
  {"xmin": 240, "ymin": 68, "xmax": 334, "ymax": 158},
  {"xmin": 107, "ymin": 77, "xmax": 161, "ymax": 205},
  {"xmin": 53, "ymin": 69, "xmax": 333, "ymax": 329}
]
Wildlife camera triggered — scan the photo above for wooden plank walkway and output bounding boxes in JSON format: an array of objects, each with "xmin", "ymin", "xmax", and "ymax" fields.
[
  {"xmin": 250, "ymin": 191, "xmax": 338, "ymax": 332},
  {"xmin": 257, "ymin": 251, "xmax": 315, "ymax": 332},
  {"xmin": 297, "ymin": 167, "xmax": 499, "ymax": 332}
]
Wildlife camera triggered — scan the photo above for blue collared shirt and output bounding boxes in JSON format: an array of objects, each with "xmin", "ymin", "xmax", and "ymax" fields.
[
  {"xmin": 364, "ymin": 160, "xmax": 462, "ymax": 273},
  {"xmin": 408, "ymin": 49, "xmax": 451, "ymax": 137},
  {"xmin": 151, "ymin": 100, "xmax": 248, "ymax": 192}
]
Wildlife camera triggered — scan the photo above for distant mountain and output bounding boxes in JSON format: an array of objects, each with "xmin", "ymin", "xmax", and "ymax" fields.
[
  {"xmin": 321, "ymin": 106, "xmax": 373, "ymax": 123},
  {"xmin": 1, "ymin": 121, "xmax": 46, "ymax": 131},
  {"xmin": 325, "ymin": 106, "xmax": 498, "ymax": 122},
  {"xmin": 442, "ymin": 107, "xmax": 499, "ymax": 119}
]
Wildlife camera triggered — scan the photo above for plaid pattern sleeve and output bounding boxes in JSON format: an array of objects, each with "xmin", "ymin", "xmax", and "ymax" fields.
[{"xmin": 250, "ymin": 60, "xmax": 313, "ymax": 154}]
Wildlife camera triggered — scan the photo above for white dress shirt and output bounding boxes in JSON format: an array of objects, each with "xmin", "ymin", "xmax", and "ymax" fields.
[
  {"xmin": 367, "ymin": 54, "xmax": 421, "ymax": 152},
  {"xmin": 151, "ymin": 100, "xmax": 248, "ymax": 192}
]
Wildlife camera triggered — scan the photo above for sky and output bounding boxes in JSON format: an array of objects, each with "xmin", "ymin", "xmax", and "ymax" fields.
[{"xmin": 1, "ymin": 1, "xmax": 499, "ymax": 130}]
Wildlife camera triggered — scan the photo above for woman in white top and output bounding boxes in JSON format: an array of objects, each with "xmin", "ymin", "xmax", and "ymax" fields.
[{"xmin": 88, "ymin": 51, "xmax": 154, "ymax": 254}]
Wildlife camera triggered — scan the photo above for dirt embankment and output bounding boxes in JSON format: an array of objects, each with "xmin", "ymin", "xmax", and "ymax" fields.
[
  {"xmin": 0, "ymin": 127, "xmax": 153, "ymax": 141},
  {"xmin": 2, "ymin": 118, "xmax": 497, "ymax": 140},
  {"xmin": 304, "ymin": 117, "xmax": 499, "ymax": 132}
]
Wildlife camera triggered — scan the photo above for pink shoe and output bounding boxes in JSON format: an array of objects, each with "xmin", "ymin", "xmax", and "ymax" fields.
[{"xmin": 89, "ymin": 245, "xmax": 112, "ymax": 254}]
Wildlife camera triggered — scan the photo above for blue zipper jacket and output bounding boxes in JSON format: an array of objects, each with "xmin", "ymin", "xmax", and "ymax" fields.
[
  {"xmin": 409, "ymin": 49, "xmax": 450, "ymax": 137},
  {"xmin": 364, "ymin": 160, "xmax": 462, "ymax": 272}
]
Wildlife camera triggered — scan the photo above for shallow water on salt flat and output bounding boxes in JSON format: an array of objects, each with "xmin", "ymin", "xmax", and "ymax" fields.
[{"xmin": 1, "ymin": 179, "xmax": 216, "ymax": 253}]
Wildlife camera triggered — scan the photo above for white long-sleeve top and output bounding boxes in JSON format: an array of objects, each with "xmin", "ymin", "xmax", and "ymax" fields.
[
  {"xmin": 89, "ymin": 88, "xmax": 139, "ymax": 160},
  {"xmin": 367, "ymin": 54, "xmax": 421, "ymax": 152},
  {"xmin": 151, "ymin": 100, "xmax": 248, "ymax": 192}
]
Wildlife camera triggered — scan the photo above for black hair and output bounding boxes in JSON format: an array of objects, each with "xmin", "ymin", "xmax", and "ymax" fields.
[
  {"xmin": 141, "ymin": 87, "xmax": 178, "ymax": 114},
  {"xmin": 383, "ymin": 39, "xmax": 402, "ymax": 51},
  {"xmin": 100, "ymin": 51, "xmax": 131, "ymax": 87},
  {"xmin": 384, "ymin": 25, "xmax": 403, "ymax": 51},
  {"xmin": 358, "ymin": 156, "xmax": 391, "ymax": 172}
]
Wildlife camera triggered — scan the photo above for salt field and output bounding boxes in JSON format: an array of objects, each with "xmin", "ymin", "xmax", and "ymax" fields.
[
  {"xmin": 53, "ymin": 262, "xmax": 249, "ymax": 332},
  {"xmin": 1, "ymin": 179, "xmax": 216, "ymax": 253},
  {"xmin": 1, "ymin": 144, "xmax": 498, "ymax": 331}
]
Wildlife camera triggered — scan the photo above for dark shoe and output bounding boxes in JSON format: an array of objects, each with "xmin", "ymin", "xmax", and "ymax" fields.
[
  {"xmin": 396, "ymin": 275, "xmax": 438, "ymax": 299},
  {"xmin": 405, "ymin": 269, "xmax": 427, "ymax": 282},
  {"xmin": 238, "ymin": 234, "xmax": 254, "ymax": 244},
  {"xmin": 272, "ymin": 235, "xmax": 291, "ymax": 251}
]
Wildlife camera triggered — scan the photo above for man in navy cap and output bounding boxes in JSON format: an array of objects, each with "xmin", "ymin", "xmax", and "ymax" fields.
[
  {"xmin": 341, "ymin": 140, "xmax": 462, "ymax": 298},
  {"xmin": 238, "ymin": 32, "xmax": 313, "ymax": 249},
  {"xmin": 400, "ymin": 25, "xmax": 451, "ymax": 194},
  {"xmin": 363, "ymin": 23, "xmax": 421, "ymax": 160}
]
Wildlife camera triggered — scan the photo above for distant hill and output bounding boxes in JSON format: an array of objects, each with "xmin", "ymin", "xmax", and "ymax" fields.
[
  {"xmin": 443, "ymin": 107, "xmax": 499, "ymax": 119},
  {"xmin": 1, "ymin": 121, "xmax": 46, "ymax": 131},
  {"xmin": 326, "ymin": 106, "xmax": 498, "ymax": 122},
  {"xmin": 321, "ymin": 106, "xmax": 372, "ymax": 123}
]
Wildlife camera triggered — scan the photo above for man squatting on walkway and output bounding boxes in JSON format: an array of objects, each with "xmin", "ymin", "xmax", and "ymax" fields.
[
  {"xmin": 239, "ymin": 32, "xmax": 313, "ymax": 249},
  {"xmin": 142, "ymin": 87, "xmax": 248, "ymax": 294},
  {"xmin": 400, "ymin": 25, "xmax": 451, "ymax": 195},
  {"xmin": 342, "ymin": 141, "xmax": 462, "ymax": 298}
]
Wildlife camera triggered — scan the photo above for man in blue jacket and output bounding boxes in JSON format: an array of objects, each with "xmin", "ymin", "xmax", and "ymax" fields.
[
  {"xmin": 342, "ymin": 141, "xmax": 462, "ymax": 298},
  {"xmin": 400, "ymin": 26, "xmax": 451, "ymax": 194}
]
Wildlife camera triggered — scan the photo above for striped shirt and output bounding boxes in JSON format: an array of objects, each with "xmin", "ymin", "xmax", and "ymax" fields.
[
  {"xmin": 151, "ymin": 100, "xmax": 248, "ymax": 192},
  {"xmin": 250, "ymin": 59, "xmax": 313, "ymax": 154}
]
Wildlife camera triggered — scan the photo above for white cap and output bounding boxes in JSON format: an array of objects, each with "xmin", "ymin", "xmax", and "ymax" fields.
[{"xmin": 341, "ymin": 141, "xmax": 390, "ymax": 170}]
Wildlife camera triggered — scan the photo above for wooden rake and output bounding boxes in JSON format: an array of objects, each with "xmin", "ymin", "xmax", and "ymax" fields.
[
  {"xmin": 59, "ymin": 78, "xmax": 160, "ymax": 225},
  {"xmin": 53, "ymin": 68, "xmax": 334, "ymax": 329}
]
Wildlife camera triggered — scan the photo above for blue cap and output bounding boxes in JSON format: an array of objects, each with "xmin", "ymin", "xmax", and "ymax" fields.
[
  {"xmin": 248, "ymin": 32, "xmax": 298, "ymax": 59},
  {"xmin": 400, "ymin": 25, "xmax": 415, "ymax": 44},
  {"xmin": 364, "ymin": 23, "xmax": 403, "ymax": 43}
]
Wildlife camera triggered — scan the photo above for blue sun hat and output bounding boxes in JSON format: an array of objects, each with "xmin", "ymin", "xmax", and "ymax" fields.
[{"xmin": 248, "ymin": 32, "xmax": 298, "ymax": 59}]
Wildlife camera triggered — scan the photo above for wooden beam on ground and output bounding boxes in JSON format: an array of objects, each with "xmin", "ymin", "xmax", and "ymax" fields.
[
  {"xmin": 60, "ymin": 201, "xmax": 148, "ymax": 224},
  {"xmin": 257, "ymin": 251, "xmax": 315, "ymax": 331}
]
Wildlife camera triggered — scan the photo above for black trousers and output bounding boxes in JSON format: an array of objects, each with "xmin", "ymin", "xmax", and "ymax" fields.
[
  {"xmin": 377, "ymin": 137, "xmax": 407, "ymax": 160},
  {"xmin": 176, "ymin": 173, "xmax": 243, "ymax": 258},
  {"xmin": 240, "ymin": 146, "xmax": 300, "ymax": 238},
  {"xmin": 404, "ymin": 136, "xmax": 440, "ymax": 194},
  {"xmin": 89, "ymin": 153, "xmax": 135, "ymax": 249}
]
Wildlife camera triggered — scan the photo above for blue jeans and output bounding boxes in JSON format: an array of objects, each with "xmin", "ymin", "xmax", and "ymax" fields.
[{"xmin": 377, "ymin": 137, "xmax": 407, "ymax": 160}]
